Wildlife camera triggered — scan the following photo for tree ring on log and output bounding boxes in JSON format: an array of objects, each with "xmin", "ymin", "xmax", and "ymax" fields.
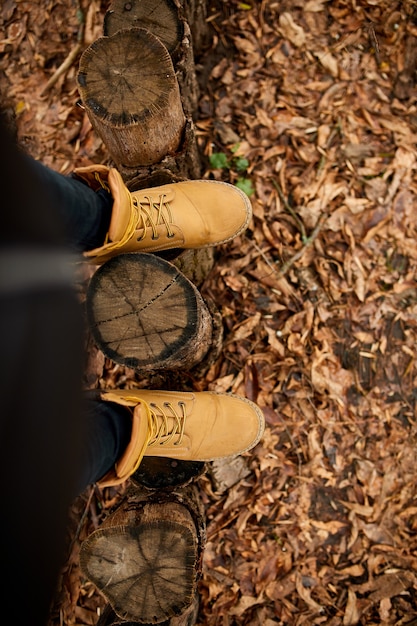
[
  {"xmin": 80, "ymin": 502, "xmax": 198, "ymax": 623},
  {"xmin": 86, "ymin": 253, "xmax": 213, "ymax": 372},
  {"xmin": 77, "ymin": 28, "xmax": 186, "ymax": 167},
  {"xmin": 104, "ymin": 0, "xmax": 183, "ymax": 59}
]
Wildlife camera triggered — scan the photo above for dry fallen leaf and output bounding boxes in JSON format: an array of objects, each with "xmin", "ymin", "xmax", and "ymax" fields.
[
  {"xmin": 6, "ymin": 2, "xmax": 417, "ymax": 625},
  {"xmin": 278, "ymin": 12, "xmax": 307, "ymax": 48}
]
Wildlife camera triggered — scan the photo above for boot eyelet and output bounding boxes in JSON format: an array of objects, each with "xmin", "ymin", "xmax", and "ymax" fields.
[
  {"xmin": 167, "ymin": 233, "xmax": 175, "ymax": 239},
  {"xmin": 152, "ymin": 235, "xmax": 159, "ymax": 240}
]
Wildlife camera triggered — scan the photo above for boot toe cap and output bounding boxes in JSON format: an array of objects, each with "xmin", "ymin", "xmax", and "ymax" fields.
[
  {"xmin": 199, "ymin": 392, "xmax": 265, "ymax": 460},
  {"xmin": 178, "ymin": 181, "xmax": 252, "ymax": 245}
]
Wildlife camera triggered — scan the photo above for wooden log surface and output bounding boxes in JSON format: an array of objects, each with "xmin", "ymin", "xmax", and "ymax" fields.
[
  {"xmin": 104, "ymin": 0, "xmax": 183, "ymax": 58},
  {"xmin": 103, "ymin": 0, "xmax": 211, "ymax": 62},
  {"xmin": 80, "ymin": 484, "xmax": 206, "ymax": 624},
  {"xmin": 118, "ymin": 116, "xmax": 202, "ymax": 186},
  {"xmin": 104, "ymin": 0, "xmax": 201, "ymax": 119},
  {"xmin": 77, "ymin": 28, "xmax": 186, "ymax": 168},
  {"xmin": 86, "ymin": 253, "xmax": 214, "ymax": 373},
  {"xmin": 131, "ymin": 456, "xmax": 206, "ymax": 490},
  {"xmin": 77, "ymin": 7, "xmax": 221, "ymax": 625},
  {"xmin": 96, "ymin": 596, "xmax": 199, "ymax": 626}
]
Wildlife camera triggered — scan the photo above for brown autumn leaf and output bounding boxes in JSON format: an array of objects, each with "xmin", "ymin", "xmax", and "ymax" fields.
[{"xmin": 5, "ymin": 2, "xmax": 417, "ymax": 625}]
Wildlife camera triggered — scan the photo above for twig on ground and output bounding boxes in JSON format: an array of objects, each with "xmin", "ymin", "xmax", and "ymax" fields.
[
  {"xmin": 278, "ymin": 211, "xmax": 328, "ymax": 276},
  {"xmin": 250, "ymin": 210, "xmax": 327, "ymax": 279},
  {"xmin": 66, "ymin": 486, "xmax": 95, "ymax": 558},
  {"xmin": 271, "ymin": 178, "xmax": 307, "ymax": 242},
  {"xmin": 40, "ymin": 4, "xmax": 85, "ymax": 96}
]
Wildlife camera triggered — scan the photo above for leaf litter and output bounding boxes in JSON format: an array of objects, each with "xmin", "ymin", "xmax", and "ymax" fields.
[{"xmin": 2, "ymin": 0, "xmax": 417, "ymax": 624}]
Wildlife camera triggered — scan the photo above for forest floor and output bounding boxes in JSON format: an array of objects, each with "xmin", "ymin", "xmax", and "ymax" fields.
[{"xmin": 2, "ymin": 0, "xmax": 417, "ymax": 624}]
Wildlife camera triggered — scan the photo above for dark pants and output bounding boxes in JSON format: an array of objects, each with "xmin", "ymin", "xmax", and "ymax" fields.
[
  {"xmin": 28, "ymin": 156, "xmax": 113, "ymax": 251},
  {"xmin": 0, "ymin": 117, "xmax": 131, "ymax": 625}
]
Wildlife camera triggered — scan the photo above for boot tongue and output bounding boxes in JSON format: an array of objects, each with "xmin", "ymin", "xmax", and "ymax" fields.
[{"xmin": 107, "ymin": 168, "xmax": 135, "ymax": 242}]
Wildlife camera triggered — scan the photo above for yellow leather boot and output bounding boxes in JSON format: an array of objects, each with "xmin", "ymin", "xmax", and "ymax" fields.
[
  {"xmin": 73, "ymin": 165, "xmax": 252, "ymax": 264},
  {"xmin": 97, "ymin": 388, "xmax": 265, "ymax": 487}
]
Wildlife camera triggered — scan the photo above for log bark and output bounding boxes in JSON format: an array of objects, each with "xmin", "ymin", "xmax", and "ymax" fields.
[
  {"xmin": 86, "ymin": 253, "xmax": 215, "ymax": 373},
  {"xmin": 96, "ymin": 596, "xmax": 199, "ymax": 626},
  {"xmin": 77, "ymin": 28, "xmax": 186, "ymax": 168},
  {"xmin": 131, "ymin": 457, "xmax": 206, "ymax": 490},
  {"xmin": 175, "ymin": 0, "xmax": 209, "ymax": 56},
  {"xmin": 80, "ymin": 484, "xmax": 206, "ymax": 624},
  {"xmin": 76, "ymin": 5, "xmax": 223, "ymax": 626}
]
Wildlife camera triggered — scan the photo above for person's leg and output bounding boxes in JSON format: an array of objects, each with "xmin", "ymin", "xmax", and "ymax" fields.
[
  {"xmin": 1, "ymin": 117, "xmax": 134, "ymax": 624},
  {"xmin": 0, "ymin": 287, "xmax": 85, "ymax": 626},
  {"xmin": 0, "ymin": 115, "xmax": 89, "ymax": 626},
  {"xmin": 78, "ymin": 395, "xmax": 132, "ymax": 491},
  {"xmin": 22, "ymin": 154, "xmax": 252, "ymax": 263},
  {"xmin": 26, "ymin": 156, "xmax": 112, "ymax": 252},
  {"xmin": 79, "ymin": 389, "xmax": 265, "ymax": 623}
]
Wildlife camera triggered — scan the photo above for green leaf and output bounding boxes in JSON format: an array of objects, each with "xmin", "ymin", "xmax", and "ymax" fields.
[
  {"xmin": 234, "ymin": 156, "xmax": 249, "ymax": 172},
  {"xmin": 209, "ymin": 152, "xmax": 229, "ymax": 169},
  {"xmin": 236, "ymin": 177, "xmax": 254, "ymax": 197}
]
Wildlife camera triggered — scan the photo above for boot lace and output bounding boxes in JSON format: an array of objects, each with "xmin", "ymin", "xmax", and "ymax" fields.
[
  {"xmin": 133, "ymin": 195, "xmax": 176, "ymax": 241},
  {"xmin": 147, "ymin": 401, "xmax": 187, "ymax": 448},
  {"xmin": 93, "ymin": 171, "xmax": 110, "ymax": 194}
]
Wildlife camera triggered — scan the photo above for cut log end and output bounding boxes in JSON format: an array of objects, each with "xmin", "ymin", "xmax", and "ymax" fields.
[
  {"xmin": 81, "ymin": 521, "xmax": 197, "ymax": 623},
  {"xmin": 104, "ymin": 0, "xmax": 183, "ymax": 57},
  {"xmin": 78, "ymin": 29, "xmax": 176, "ymax": 123},
  {"xmin": 77, "ymin": 28, "xmax": 186, "ymax": 167},
  {"xmin": 86, "ymin": 253, "xmax": 213, "ymax": 372},
  {"xmin": 80, "ymin": 500, "xmax": 199, "ymax": 623}
]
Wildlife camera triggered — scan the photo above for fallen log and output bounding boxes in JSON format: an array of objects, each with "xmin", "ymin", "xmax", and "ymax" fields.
[
  {"xmin": 96, "ymin": 597, "xmax": 199, "ymax": 626},
  {"xmin": 77, "ymin": 7, "xmax": 214, "ymax": 279},
  {"xmin": 103, "ymin": 0, "xmax": 206, "ymax": 119},
  {"xmin": 76, "ymin": 6, "xmax": 219, "ymax": 625},
  {"xmin": 77, "ymin": 28, "xmax": 185, "ymax": 169},
  {"xmin": 80, "ymin": 484, "xmax": 206, "ymax": 624},
  {"xmin": 85, "ymin": 252, "xmax": 222, "ymax": 374}
]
